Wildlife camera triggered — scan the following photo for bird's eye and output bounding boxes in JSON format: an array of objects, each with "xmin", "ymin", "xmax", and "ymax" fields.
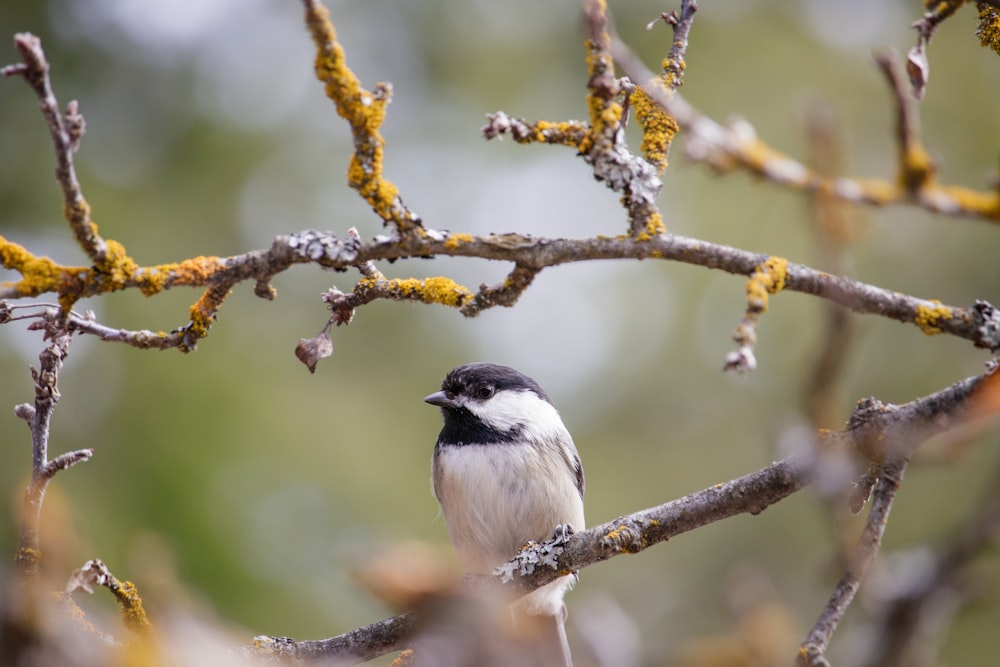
[{"xmin": 476, "ymin": 386, "xmax": 494, "ymax": 400}]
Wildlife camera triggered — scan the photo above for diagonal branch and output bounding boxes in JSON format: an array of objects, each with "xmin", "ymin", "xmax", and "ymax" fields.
[
  {"xmin": 246, "ymin": 455, "xmax": 814, "ymax": 665},
  {"xmin": 858, "ymin": 455, "xmax": 1000, "ymax": 667},
  {"xmin": 244, "ymin": 369, "xmax": 997, "ymax": 664},
  {"xmin": 301, "ymin": 0, "xmax": 422, "ymax": 234},
  {"xmin": 797, "ymin": 457, "xmax": 911, "ymax": 667}
]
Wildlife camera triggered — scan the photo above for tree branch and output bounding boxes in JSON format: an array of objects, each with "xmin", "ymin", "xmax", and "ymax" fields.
[
  {"xmin": 4, "ymin": 33, "xmax": 106, "ymax": 263},
  {"xmin": 13, "ymin": 313, "xmax": 93, "ymax": 581},
  {"xmin": 5, "ymin": 228, "xmax": 999, "ymax": 360},
  {"xmin": 609, "ymin": 35, "xmax": 1000, "ymax": 223},
  {"xmin": 798, "ymin": 457, "xmax": 911, "ymax": 667},
  {"xmin": 243, "ymin": 369, "xmax": 997, "ymax": 664},
  {"xmin": 858, "ymin": 455, "xmax": 1000, "ymax": 667}
]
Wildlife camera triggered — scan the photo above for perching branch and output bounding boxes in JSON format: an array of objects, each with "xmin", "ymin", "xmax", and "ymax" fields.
[
  {"xmin": 246, "ymin": 455, "xmax": 813, "ymax": 665},
  {"xmin": 246, "ymin": 369, "xmax": 999, "ymax": 664}
]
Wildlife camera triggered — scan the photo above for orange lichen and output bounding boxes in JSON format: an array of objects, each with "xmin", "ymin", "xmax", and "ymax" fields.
[{"xmin": 390, "ymin": 649, "xmax": 416, "ymax": 667}]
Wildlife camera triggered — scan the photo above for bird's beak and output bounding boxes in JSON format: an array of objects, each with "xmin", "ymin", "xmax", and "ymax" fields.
[{"xmin": 424, "ymin": 391, "xmax": 454, "ymax": 408}]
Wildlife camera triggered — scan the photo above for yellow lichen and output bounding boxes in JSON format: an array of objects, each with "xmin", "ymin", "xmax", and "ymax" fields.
[
  {"xmin": 358, "ymin": 275, "xmax": 473, "ymax": 308},
  {"xmin": 634, "ymin": 213, "xmax": 667, "ymax": 241},
  {"xmin": 94, "ymin": 238, "xmax": 139, "ymax": 290},
  {"xmin": 410, "ymin": 277, "xmax": 472, "ymax": 307},
  {"xmin": 0, "ymin": 236, "xmax": 89, "ymax": 310},
  {"xmin": 114, "ymin": 580, "xmax": 153, "ymax": 639},
  {"xmin": 581, "ymin": 1, "xmax": 621, "ymax": 156},
  {"xmin": 12, "ymin": 255, "xmax": 64, "ymax": 296},
  {"xmin": 304, "ymin": 1, "xmax": 415, "ymax": 232},
  {"xmin": 63, "ymin": 199, "xmax": 97, "ymax": 242},
  {"xmin": 443, "ymin": 233, "xmax": 474, "ymax": 250},
  {"xmin": 935, "ymin": 184, "xmax": 1000, "ymax": 219},
  {"xmin": 603, "ymin": 526, "xmax": 622, "ymax": 539},
  {"xmin": 185, "ymin": 288, "xmax": 229, "ymax": 347},
  {"xmin": 855, "ymin": 178, "xmax": 899, "ymax": 206},
  {"xmin": 305, "ymin": 3, "xmax": 361, "ymax": 123},
  {"xmin": 745, "ymin": 257, "xmax": 789, "ymax": 312},
  {"xmin": 900, "ymin": 144, "xmax": 936, "ymax": 192},
  {"xmin": 977, "ymin": 3, "xmax": 1000, "ymax": 55},
  {"xmin": 914, "ymin": 300, "xmax": 953, "ymax": 335},
  {"xmin": 631, "ymin": 87, "xmax": 678, "ymax": 174}
]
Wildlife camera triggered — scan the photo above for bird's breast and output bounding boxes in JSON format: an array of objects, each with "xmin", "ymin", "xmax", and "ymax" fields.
[{"xmin": 433, "ymin": 440, "xmax": 585, "ymax": 575}]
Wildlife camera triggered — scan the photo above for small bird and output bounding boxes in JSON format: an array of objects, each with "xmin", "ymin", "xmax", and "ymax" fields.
[{"xmin": 426, "ymin": 362, "xmax": 585, "ymax": 667}]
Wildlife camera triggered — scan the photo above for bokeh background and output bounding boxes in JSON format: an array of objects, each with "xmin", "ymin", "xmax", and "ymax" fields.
[{"xmin": 2, "ymin": 0, "xmax": 999, "ymax": 664}]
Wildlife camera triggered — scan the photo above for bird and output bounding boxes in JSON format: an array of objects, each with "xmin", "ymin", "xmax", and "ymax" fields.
[{"xmin": 425, "ymin": 362, "xmax": 585, "ymax": 667}]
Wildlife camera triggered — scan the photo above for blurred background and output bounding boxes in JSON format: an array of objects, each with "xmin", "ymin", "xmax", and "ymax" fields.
[{"xmin": 1, "ymin": 0, "xmax": 999, "ymax": 664}]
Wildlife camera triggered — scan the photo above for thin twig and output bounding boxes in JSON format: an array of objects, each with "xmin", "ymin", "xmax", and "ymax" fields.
[
  {"xmin": 609, "ymin": 37, "xmax": 1000, "ymax": 223},
  {"xmin": 859, "ymin": 456, "xmax": 1000, "ymax": 667},
  {"xmin": 301, "ymin": 0, "xmax": 422, "ymax": 234},
  {"xmin": 65, "ymin": 559, "xmax": 154, "ymax": 639},
  {"xmin": 6, "ymin": 33, "xmax": 106, "ymax": 263},
  {"xmin": 874, "ymin": 50, "xmax": 934, "ymax": 193},
  {"xmin": 14, "ymin": 315, "xmax": 93, "ymax": 581},
  {"xmin": 580, "ymin": 0, "xmax": 665, "ymax": 238},
  {"xmin": 797, "ymin": 457, "xmax": 911, "ymax": 666},
  {"xmin": 662, "ymin": 0, "xmax": 698, "ymax": 89}
]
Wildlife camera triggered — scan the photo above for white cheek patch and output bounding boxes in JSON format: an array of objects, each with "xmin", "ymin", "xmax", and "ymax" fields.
[{"xmin": 466, "ymin": 390, "xmax": 566, "ymax": 442}]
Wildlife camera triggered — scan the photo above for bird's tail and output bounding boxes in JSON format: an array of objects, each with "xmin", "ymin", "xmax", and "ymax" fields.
[{"xmin": 514, "ymin": 604, "xmax": 574, "ymax": 667}]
